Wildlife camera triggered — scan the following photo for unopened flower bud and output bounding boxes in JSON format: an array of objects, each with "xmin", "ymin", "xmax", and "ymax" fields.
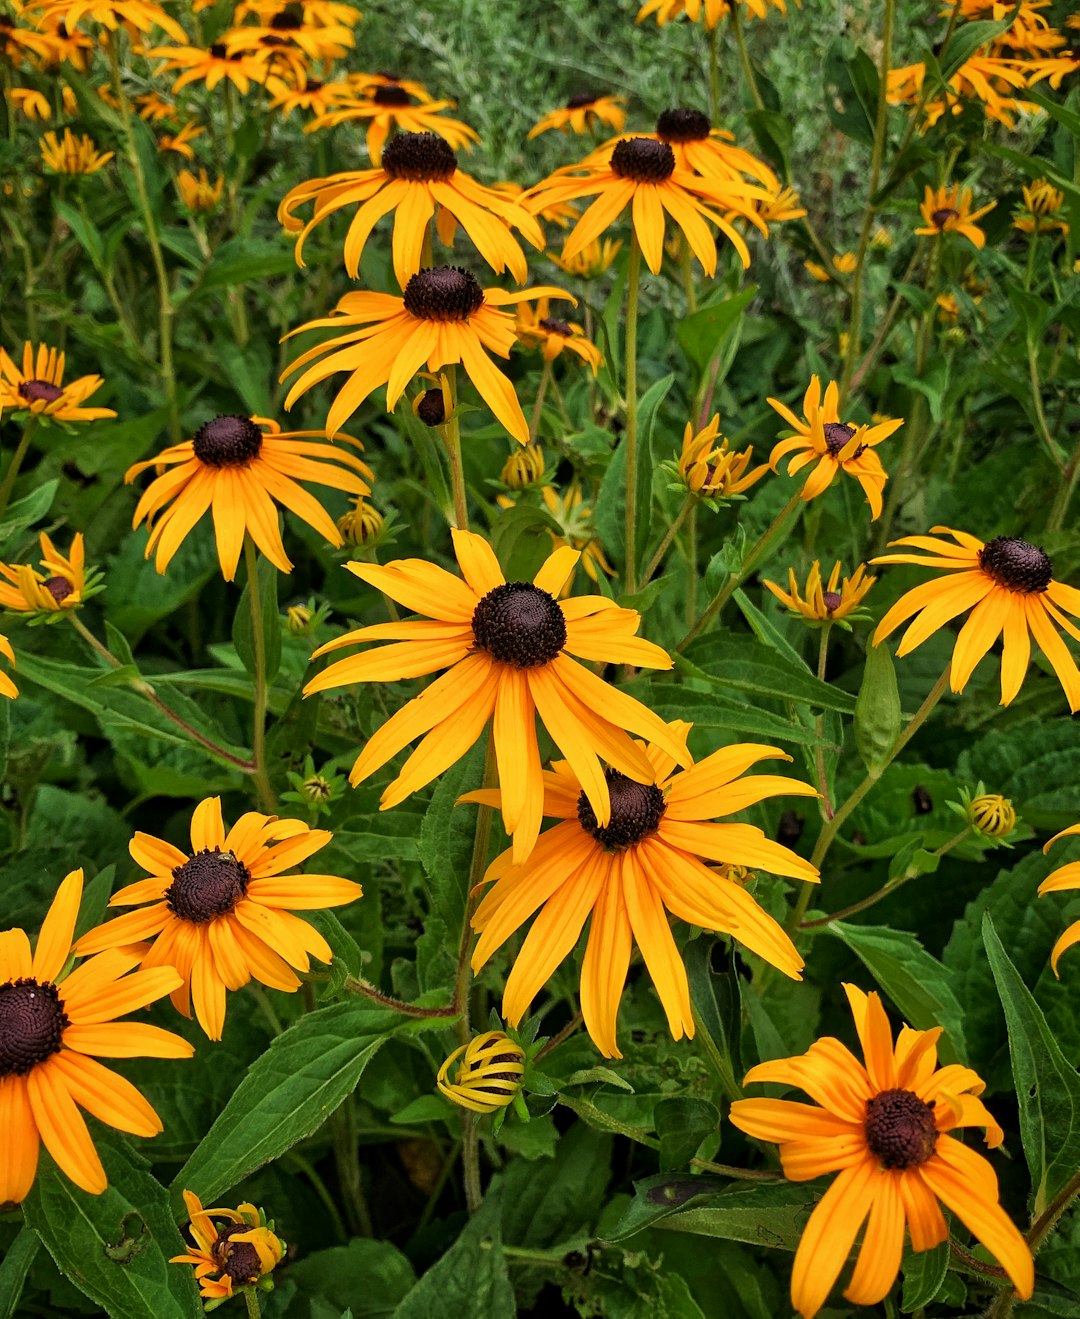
[
  {"xmin": 338, "ymin": 499, "xmax": 385, "ymax": 547},
  {"xmin": 968, "ymin": 794, "xmax": 1016, "ymax": 839},
  {"xmin": 286, "ymin": 604, "xmax": 312, "ymax": 635},
  {"xmin": 501, "ymin": 444, "xmax": 545, "ymax": 491},
  {"xmin": 436, "ymin": 1030, "xmax": 525, "ymax": 1114}
]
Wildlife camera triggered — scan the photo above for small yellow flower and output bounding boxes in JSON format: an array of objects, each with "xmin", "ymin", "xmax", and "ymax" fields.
[
  {"xmin": 936, "ymin": 292, "xmax": 960, "ymax": 322},
  {"xmin": 134, "ymin": 90, "xmax": 174, "ymax": 122},
  {"xmin": 437, "ymin": 1031, "xmax": 525, "ymax": 1114},
  {"xmin": 286, "ymin": 604, "xmax": 313, "ymax": 634},
  {"xmin": 158, "ymin": 121, "xmax": 204, "ymax": 159},
  {"xmin": 834, "ymin": 251, "xmax": 858, "ymax": 273},
  {"xmin": 916, "ymin": 184, "xmax": 995, "ymax": 248},
  {"xmin": 764, "ymin": 560, "xmax": 876, "ymax": 626},
  {"xmin": 678, "ymin": 414, "xmax": 768, "ymax": 499},
  {"xmin": 757, "ymin": 186, "xmax": 806, "ymax": 223},
  {"xmin": 171, "ymin": 1191, "xmax": 285, "ymax": 1301},
  {"xmin": 501, "ymin": 443, "xmax": 545, "ymax": 491},
  {"xmin": 1013, "ymin": 179, "xmax": 1068, "ymax": 235},
  {"xmin": 0, "ymin": 633, "xmax": 18, "ymax": 699},
  {"xmin": 967, "ymin": 793, "xmax": 1016, "ymax": 839},
  {"xmin": 337, "ymin": 498, "xmax": 385, "ymax": 547},
  {"xmin": 540, "ymin": 484, "xmax": 613, "ymax": 588},
  {"xmin": 528, "ymin": 92, "xmax": 626, "ymax": 139},
  {"xmin": 0, "ymin": 532, "xmax": 89, "ymax": 614},
  {"xmin": 175, "ymin": 166, "xmax": 223, "ymax": 213},
  {"xmin": 6, "ymin": 87, "xmax": 52, "ymax": 120},
  {"xmin": 804, "ymin": 260, "xmax": 831, "ymax": 282},
  {"xmin": 39, "ymin": 128, "xmax": 113, "ymax": 175},
  {"xmin": 515, "ymin": 299, "xmax": 602, "ymax": 373},
  {"xmin": 0, "ymin": 341, "xmax": 115, "ymax": 422},
  {"xmin": 549, "ymin": 235, "xmax": 622, "ymax": 278}
]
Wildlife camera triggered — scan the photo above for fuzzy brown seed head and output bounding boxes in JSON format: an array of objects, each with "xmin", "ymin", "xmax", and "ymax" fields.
[
  {"xmin": 213, "ymin": 1227, "xmax": 262, "ymax": 1285},
  {"xmin": 539, "ymin": 317, "xmax": 573, "ymax": 337},
  {"xmin": 611, "ymin": 137, "xmax": 675, "ymax": 183},
  {"xmin": 577, "ymin": 768, "xmax": 666, "ymax": 850},
  {"xmin": 402, "ymin": 267, "xmax": 484, "ymax": 322},
  {"xmin": 978, "ymin": 536, "xmax": 1053, "ymax": 594},
  {"xmin": 415, "ymin": 388, "xmax": 446, "ymax": 427},
  {"xmin": 931, "ymin": 207, "xmax": 959, "ymax": 229},
  {"xmin": 269, "ymin": 6, "xmax": 303, "ymax": 30},
  {"xmin": 656, "ymin": 108, "xmax": 710, "ymax": 143},
  {"xmin": 166, "ymin": 849, "xmax": 250, "ymax": 923},
  {"xmin": 822, "ymin": 421, "xmax": 865, "ymax": 458},
  {"xmin": 471, "ymin": 582, "xmax": 567, "ymax": 667},
  {"xmin": 192, "ymin": 415, "xmax": 263, "ymax": 468},
  {"xmin": 43, "ymin": 576, "xmax": 73, "ymax": 604},
  {"xmin": 18, "ymin": 379, "xmax": 63, "ymax": 404},
  {"xmin": 372, "ymin": 83, "xmax": 413, "ymax": 106},
  {"xmin": 566, "ymin": 92, "xmax": 600, "ymax": 109},
  {"xmin": 822, "ymin": 590, "xmax": 843, "ymax": 614},
  {"xmin": 382, "ymin": 131, "xmax": 457, "ymax": 181},
  {"xmin": 865, "ymin": 1088, "xmax": 938, "ymax": 1169},
  {"xmin": 0, "ymin": 979, "xmax": 69, "ymax": 1077}
]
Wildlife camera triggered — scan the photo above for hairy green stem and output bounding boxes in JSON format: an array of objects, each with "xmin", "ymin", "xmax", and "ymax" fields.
[
  {"xmin": 344, "ymin": 977, "xmax": 457, "ymax": 1017},
  {"xmin": 730, "ymin": 7, "xmax": 765, "ymax": 110},
  {"xmin": 813, "ymin": 623, "xmax": 833, "ymax": 819},
  {"xmin": 624, "ymin": 232, "xmax": 643, "ymax": 594},
  {"xmin": 244, "ymin": 1289, "xmax": 262, "ymax": 1319},
  {"xmin": 244, "ymin": 537, "xmax": 276, "ymax": 811},
  {"xmin": 640, "ymin": 493, "xmax": 697, "ymax": 587},
  {"xmin": 440, "ymin": 366, "xmax": 469, "ymax": 530}
]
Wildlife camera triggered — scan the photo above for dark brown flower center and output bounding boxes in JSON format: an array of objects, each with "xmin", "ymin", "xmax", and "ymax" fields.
[
  {"xmin": 305, "ymin": 80, "xmax": 323, "ymax": 93},
  {"xmin": 611, "ymin": 137, "xmax": 675, "ymax": 183},
  {"xmin": 978, "ymin": 536, "xmax": 1053, "ymax": 594},
  {"xmin": 382, "ymin": 130, "xmax": 457, "ymax": 181},
  {"xmin": 166, "ymin": 849, "xmax": 250, "ymax": 923},
  {"xmin": 931, "ymin": 207, "xmax": 959, "ymax": 228},
  {"xmin": 43, "ymin": 575, "xmax": 73, "ymax": 604},
  {"xmin": 539, "ymin": 317, "xmax": 572, "ymax": 337},
  {"xmin": 18, "ymin": 379, "xmax": 63, "ymax": 404},
  {"xmin": 577, "ymin": 768, "xmax": 666, "ymax": 850},
  {"xmin": 822, "ymin": 590, "xmax": 843, "ymax": 614},
  {"xmin": 865, "ymin": 1088, "xmax": 937, "ymax": 1169},
  {"xmin": 822, "ymin": 421, "xmax": 858, "ymax": 456},
  {"xmin": 472, "ymin": 1052, "xmax": 523, "ymax": 1092},
  {"xmin": 212, "ymin": 1226, "xmax": 262, "ymax": 1284},
  {"xmin": 0, "ymin": 979, "xmax": 69, "ymax": 1077},
  {"xmin": 192, "ymin": 415, "xmax": 264, "ymax": 468},
  {"xmin": 565, "ymin": 92, "xmax": 599, "ymax": 110},
  {"xmin": 209, "ymin": 42, "xmax": 227, "ymax": 58},
  {"xmin": 270, "ymin": 7, "xmax": 302, "ymax": 30},
  {"xmin": 656, "ymin": 108, "xmax": 710, "ymax": 143},
  {"xmin": 402, "ymin": 267, "xmax": 484, "ymax": 322},
  {"xmin": 373, "ymin": 83, "xmax": 413, "ymax": 106},
  {"xmin": 415, "ymin": 388, "xmax": 445, "ymax": 427},
  {"xmin": 471, "ymin": 582, "xmax": 566, "ymax": 667}
]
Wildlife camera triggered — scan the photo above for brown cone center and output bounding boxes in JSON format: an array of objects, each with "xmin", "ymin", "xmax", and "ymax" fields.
[
  {"xmin": 192, "ymin": 415, "xmax": 263, "ymax": 468},
  {"xmin": 382, "ymin": 131, "xmax": 457, "ymax": 181},
  {"xmin": 166, "ymin": 849, "xmax": 250, "ymax": 923},
  {"xmin": 656, "ymin": 107, "xmax": 710, "ymax": 143},
  {"xmin": 577, "ymin": 769, "xmax": 666, "ymax": 850},
  {"xmin": 18, "ymin": 379, "xmax": 63, "ymax": 404},
  {"xmin": 978, "ymin": 536, "xmax": 1053, "ymax": 594},
  {"xmin": 931, "ymin": 207, "xmax": 959, "ymax": 228},
  {"xmin": 471, "ymin": 582, "xmax": 566, "ymax": 667},
  {"xmin": 611, "ymin": 137, "xmax": 675, "ymax": 182},
  {"xmin": 0, "ymin": 979, "xmax": 69, "ymax": 1077},
  {"xmin": 864, "ymin": 1088, "xmax": 938, "ymax": 1169},
  {"xmin": 402, "ymin": 267, "xmax": 484, "ymax": 322}
]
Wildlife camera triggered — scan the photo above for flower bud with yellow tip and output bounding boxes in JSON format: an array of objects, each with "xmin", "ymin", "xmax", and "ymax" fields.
[{"xmin": 437, "ymin": 1031, "xmax": 525, "ymax": 1114}]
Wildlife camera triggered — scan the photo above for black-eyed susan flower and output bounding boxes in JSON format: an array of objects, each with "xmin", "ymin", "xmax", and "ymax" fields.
[
  {"xmin": 0, "ymin": 8, "xmax": 63, "ymax": 61},
  {"xmin": 133, "ymin": 90, "xmax": 174, "ymax": 122},
  {"xmin": 871, "ymin": 527, "xmax": 1080, "ymax": 709},
  {"xmin": 0, "ymin": 869, "xmax": 194, "ymax": 1203},
  {"xmin": 0, "ymin": 342, "xmax": 115, "ymax": 422},
  {"xmin": 637, "ymin": 0, "xmax": 790, "ymax": 25},
  {"xmin": 222, "ymin": 8, "xmax": 353, "ymax": 61},
  {"xmin": 0, "ymin": 635, "xmax": 16, "ymax": 698},
  {"xmin": 730, "ymin": 984, "xmax": 1033, "ymax": 1318},
  {"xmin": 764, "ymin": 561, "xmax": 876, "ymax": 627},
  {"xmin": 436, "ymin": 1031, "xmax": 525, "ymax": 1113},
  {"xmin": 266, "ymin": 71, "xmax": 348, "ymax": 116},
  {"xmin": 279, "ymin": 132, "xmax": 544, "ymax": 288},
  {"xmin": 306, "ymin": 82, "xmax": 477, "ymax": 165},
  {"xmin": 172, "ymin": 1191, "xmax": 285, "ymax": 1301},
  {"xmin": 528, "ymin": 92, "xmax": 626, "ymax": 139},
  {"xmin": 915, "ymin": 183, "xmax": 996, "ymax": 248},
  {"xmin": 1013, "ymin": 179, "xmax": 1068, "ymax": 234},
  {"xmin": 30, "ymin": 0, "xmax": 187, "ymax": 41},
  {"xmin": 768, "ymin": 377, "xmax": 903, "ymax": 520},
  {"xmin": 0, "ymin": 532, "xmax": 90, "ymax": 614},
  {"xmin": 515, "ymin": 299, "xmax": 602, "ymax": 372},
  {"xmin": 75, "ymin": 797, "xmax": 363, "ymax": 1040},
  {"xmin": 145, "ymin": 41, "xmax": 266, "ymax": 94},
  {"xmin": 467, "ymin": 725, "xmax": 819, "ymax": 1057},
  {"xmin": 238, "ymin": 0, "xmax": 362, "ymax": 25},
  {"xmin": 282, "ymin": 267, "xmax": 572, "ymax": 444},
  {"xmin": 157, "ymin": 120, "xmax": 203, "ymax": 159},
  {"xmin": 175, "ymin": 166, "xmax": 223, "ymax": 213},
  {"xmin": 5, "ymin": 87, "xmax": 52, "ymax": 119},
  {"xmin": 125, "ymin": 414, "xmax": 373, "ymax": 581},
  {"xmin": 677, "ymin": 413, "xmax": 768, "ymax": 500},
  {"xmin": 524, "ymin": 136, "xmax": 770, "ymax": 273},
  {"xmin": 38, "ymin": 127, "xmax": 112, "ymax": 175},
  {"xmin": 652, "ymin": 107, "xmax": 779, "ymax": 190},
  {"xmin": 965, "ymin": 790, "xmax": 1017, "ymax": 839},
  {"xmin": 304, "ymin": 528, "xmax": 690, "ymax": 863},
  {"xmin": 549, "ymin": 234, "xmax": 622, "ymax": 278}
]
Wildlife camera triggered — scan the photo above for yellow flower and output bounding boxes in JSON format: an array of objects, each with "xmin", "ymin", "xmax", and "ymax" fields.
[
  {"xmin": 804, "ymin": 260, "xmax": 831, "ymax": 282},
  {"xmin": 540, "ymin": 484, "xmax": 613, "ymax": 588},
  {"xmin": 915, "ymin": 183, "xmax": 996, "ymax": 248},
  {"xmin": 758, "ymin": 186, "xmax": 807, "ymax": 223},
  {"xmin": 834, "ymin": 250, "xmax": 858, "ymax": 273},
  {"xmin": 76, "ymin": 797, "xmax": 363, "ymax": 1040},
  {"xmin": 39, "ymin": 128, "xmax": 113, "ymax": 175},
  {"xmin": 125, "ymin": 413, "xmax": 373, "ymax": 580},
  {"xmin": 467, "ymin": 724, "xmax": 818, "ymax": 1056},
  {"xmin": 549, "ymin": 234, "xmax": 622, "ymax": 278},
  {"xmin": 133, "ymin": 90, "xmax": 174, "ymax": 121},
  {"xmin": 266, "ymin": 71, "xmax": 349, "ymax": 116},
  {"xmin": 0, "ymin": 634, "xmax": 16, "ymax": 699},
  {"xmin": 804, "ymin": 252, "xmax": 855, "ymax": 282},
  {"xmin": 515, "ymin": 299, "xmax": 602, "ymax": 372},
  {"xmin": 303, "ymin": 529, "xmax": 690, "ymax": 863},
  {"xmin": 337, "ymin": 497, "xmax": 385, "ymax": 547},
  {"xmin": 730, "ymin": 984, "xmax": 1033, "ymax": 1318},
  {"xmin": 967, "ymin": 792, "xmax": 1016, "ymax": 838},
  {"xmin": 0, "ymin": 532, "xmax": 87, "ymax": 613},
  {"xmin": 306, "ymin": 82, "xmax": 478, "ymax": 167},
  {"xmin": 146, "ymin": 41, "xmax": 267, "ymax": 94},
  {"xmin": 636, "ymin": 0, "xmax": 791, "ymax": 28},
  {"xmin": 764, "ymin": 560, "xmax": 876, "ymax": 625},
  {"xmin": 678, "ymin": 413, "xmax": 768, "ymax": 499},
  {"xmin": 175, "ymin": 166, "xmax": 223, "ymax": 213},
  {"xmin": 653, "ymin": 108, "xmax": 779, "ymax": 190},
  {"xmin": 501, "ymin": 443, "xmax": 545, "ymax": 490},
  {"xmin": 528, "ymin": 93, "xmax": 626, "ymax": 139},
  {"xmin": 282, "ymin": 268, "xmax": 573, "ymax": 444},
  {"xmin": 768, "ymin": 377, "xmax": 903, "ymax": 520},
  {"xmin": 157, "ymin": 120, "xmax": 203, "ymax": 158},
  {"xmin": 936, "ymin": 291, "xmax": 960, "ymax": 322},
  {"xmin": 871, "ymin": 225, "xmax": 892, "ymax": 248},
  {"xmin": 871, "ymin": 527, "xmax": 1080, "ymax": 710},
  {"xmin": 5, "ymin": 87, "xmax": 52, "ymax": 120},
  {"xmin": 0, "ymin": 869, "xmax": 194, "ymax": 1204},
  {"xmin": 30, "ymin": 0, "xmax": 188, "ymax": 42},
  {"xmin": 436, "ymin": 1031, "xmax": 525, "ymax": 1113},
  {"xmin": 171, "ymin": 1191, "xmax": 285, "ymax": 1300},
  {"xmin": 1013, "ymin": 179, "xmax": 1068, "ymax": 234},
  {"xmin": 0, "ymin": 341, "xmax": 115, "ymax": 422},
  {"xmin": 221, "ymin": 8, "xmax": 354, "ymax": 62}
]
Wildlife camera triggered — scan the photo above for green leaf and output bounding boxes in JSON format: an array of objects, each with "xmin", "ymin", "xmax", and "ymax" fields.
[
  {"xmin": 936, "ymin": 12, "xmax": 1020, "ymax": 81},
  {"xmin": 288, "ymin": 1239, "xmax": 417, "ymax": 1318},
  {"xmin": 630, "ymin": 680, "xmax": 832, "ymax": 748},
  {"xmin": 418, "ymin": 739, "xmax": 486, "ymax": 941},
  {"xmin": 686, "ymin": 937, "xmax": 743, "ymax": 1103},
  {"xmin": 676, "ymin": 289, "xmax": 756, "ymax": 377},
  {"xmin": 655, "ymin": 1098, "xmax": 720, "ymax": 1171},
  {"xmin": 746, "ymin": 109, "xmax": 792, "ymax": 177},
  {"xmin": 983, "ymin": 911, "xmax": 1080, "ymax": 1214},
  {"xmin": 823, "ymin": 40, "xmax": 879, "ymax": 147},
  {"xmin": 170, "ymin": 1001, "xmax": 400, "ymax": 1210},
  {"xmin": 608, "ymin": 1175, "xmax": 816, "ymax": 1250},
  {"xmin": 24, "ymin": 1136, "xmax": 201, "ymax": 1319},
  {"xmin": 501, "ymin": 1120, "xmax": 613, "ymax": 1248},
  {"xmin": 232, "ymin": 553, "xmax": 281, "ymax": 684},
  {"xmin": 900, "ymin": 1240, "xmax": 949, "ymax": 1312},
  {"xmin": 0, "ymin": 1227, "xmax": 38, "ymax": 1319},
  {"xmin": 679, "ymin": 633, "xmax": 857, "ymax": 714},
  {"xmin": 196, "ymin": 240, "xmax": 297, "ymax": 292},
  {"xmin": 854, "ymin": 643, "xmax": 901, "ymax": 774},
  {"xmin": 391, "ymin": 1188, "xmax": 514, "ymax": 1319},
  {"xmin": 0, "ymin": 480, "xmax": 58, "ymax": 548}
]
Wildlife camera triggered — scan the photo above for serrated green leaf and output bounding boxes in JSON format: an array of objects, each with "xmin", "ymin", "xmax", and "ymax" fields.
[
  {"xmin": 679, "ymin": 633, "xmax": 857, "ymax": 714},
  {"xmin": 900, "ymin": 1240, "xmax": 949, "ymax": 1313},
  {"xmin": 655, "ymin": 1098, "xmax": 720, "ymax": 1172},
  {"xmin": 608, "ymin": 1175, "xmax": 817, "ymax": 1250},
  {"xmin": 0, "ymin": 1227, "xmax": 38, "ymax": 1319}
]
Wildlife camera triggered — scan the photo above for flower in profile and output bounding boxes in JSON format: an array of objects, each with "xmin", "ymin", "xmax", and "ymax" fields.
[
  {"xmin": 0, "ymin": 342, "xmax": 115, "ymax": 423},
  {"xmin": 936, "ymin": 291, "xmax": 961, "ymax": 322},
  {"xmin": 871, "ymin": 527, "xmax": 1080, "ymax": 709},
  {"xmin": 0, "ymin": 635, "xmax": 16, "ymax": 698},
  {"xmin": 549, "ymin": 234, "xmax": 622, "ymax": 278},
  {"xmin": 221, "ymin": 7, "xmax": 354, "ymax": 62},
  {"xmin": 171, "ymin": 1191, "xmax": 285, "ymax": 1301},
  {"xmin": 528, "ymin": 92, "xmax": 626, "ymax": 139},
  {"xmin": 30, "ymin": 0, "xmax": 188, "ymax": 41},
  {"xmin": 6, "ymin": 87, "xmax": 52, "ymax": 120},
  {"xmin": 768, "ymin": 377, "xmax": 903, "ymax": 520},
  {"xmin": 677, "ymin": 414, "xmax": 768, "ymax": 501},
  {"xmin": 524, "ymin": 136, "xmax": 770, "ymax": 273},
  {"xmin": 306, "ymin": 81, "xmax": 478, "ymax": 165},
  {"xmin": 730, "ymin": 984, "xmax": 1033, "ymax": 1318},
  {"xmin": 0, "ymin": 869, "xmax": 194, "ymax": 1203},
  {"xmin": 437, "ymin": 1031, "xmax": 525, "ymax": 1113},
  {"xmin": 266, "ymin": 71, "xmax": 348, "ymax": 116},
  {"xmin": 157, "ymin": 120, "xmax": 204, "ymax": 159},
  {"xmin": 39, "ymin": 128, "xmax": 113, "ymax": 175},
  {"xmin": 75, "ymin": 797, "xmax": 363, "ymax": 1040},
  {"xmin": 757, "ymin": 186, "xmax": 807, "ymax": 223},
  {"xmin": 916, "ymin": 183, "xmax": 996, "ymax": 248},
  {"xmin": 0, "ymin": 9, "xmax": 63, "ymax": 62},
  {"xmin": 468, "ymin": 725, "xmax": 819, "ymax": 1056},
  {"xmin": 125, "ymin": 414, "xmax": 373, "ymax": 581},
  {"xmin": 282, "ymin": 267, "xmax": 573, "ymax": 444},
  {"xmin": 515, "ymin": 299, "xmax": 602, "ymax": 373},
  {"xmin": 1038, "ymin": 822, "xmax": 1080, "ymax": 972},
  {"xmin": 145, "ymin": 41, "xmax": 266, "ymax": 94},
  {"xmin": 0, "ymin": 532, "xmax": 91, "ymax": 615},
  {"xmin": 539, "ymin": 484, "xmax": 613, "ymax": 588},
  {"xmin": 805, "ymin": 251, "xmax": 856, "ymax": 282},
  {"xmin": 175, "ymin": 166, "xmax": 223, "ymax": 213},
  {"xmin": 653, "ymin": 107, "xmax": 779, "ymax": 190},
  {"xmin": 304, "ymin": 529, "xmax": 690, "ymax": 862},
  {"xmin": 133, "ymin": 91, "xmax": 175, "ymax": 122},
  {"xmin": 765, "ymin": 560, "xmax": 876, "ymax": 627},
  {"xmin": 1013, "ymin": 179, "xmax": 1068, "ymax": 235},
  {"xmin": 279, "ymin": 131, "xmax": 544, "ymax": 287}
]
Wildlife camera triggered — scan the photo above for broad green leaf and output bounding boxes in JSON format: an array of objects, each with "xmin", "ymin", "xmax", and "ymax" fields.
[
  {"xmin": 685, "ymin": 937, "xmax": 743, "ymax": 1103},
  {"xmin": 195, "ymin": 241, "xmax": 297, "ymax": 292},
  {"xmin": 823, "ymin": 40, "xmax": 879, "ymax": 146},
  {"xmin": 24, "ymin": 1136, "xmax": 201, "ymax": 1319},
  {"xmin": 288, "ymin": 1239, "xmax": 417, "ymax": 1318},
  {"xmin": 679, "ymin": 633, "xmax": 857, "ymax": 714},
  {"xmin": 655, "ymin": 1098, "xmax": 721, "ymax": 1171},
  {"xmin": 676, "ymin": 288, "xmax": 756, "ymax": 377},
  {"xmin": 501, "ymin": 1121, "xmax": 613, "ymax": 1248},
  {"xmin": 418, "ymin": 739, "xmax": 486, "ymax": 942},
  {"xmin": 608, "ymin": 1174, "xmax": 816, "ymax": 1250},
  {"xmin": 936, "ymin": 12, "xmax": 1021, "ymax": 81},
  {"xmin": 391, "ymin": 1189, "xmax": 514, "ymax": 1319},
  {"xmin": 631, "ymin": 680, "xmax": 832, "ymax": 748},
  {"xmin": 170, "ymin": 1001, "xmax": 401, "ymax": 1210},
  {"xmin": 854, "ymin": 643, "xmax": 901, "ymax": 773},
  {"xmin": 0, "ymin": 480, "xmax": 58, "ymax": 548},
  {"xmin": 900, "ymin": 1240, "xmax": 949, "ymax": 1313},
  {"xmin": 0, "ymin": 1227, "xmax": 38, "ymax": 1319},
  {"xmin": 746, "ymin": 109, "xmax": 792, "ymax": 177},
  {"xmin": 983, "ymin": 912, "xmax": 1080, "ymax": 1214}
]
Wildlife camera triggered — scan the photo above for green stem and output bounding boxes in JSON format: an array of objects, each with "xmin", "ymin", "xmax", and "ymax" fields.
[
  {"xmin": 243, "ymin": 537, "xmax": 276, "ymax": 811},
  {"xmin": 244, "ymin": 1289, "xmax": 261, "ymax": 1319},
  {"xmin": 814, "ymin": 623, "xmax": 833, "ymax": 819},
  {"xmin": 529, "ymin": 360, "xmax": 552, "ymax": 442},
  {"xmin": 624, "ymin": 232, "xmax": 643, "ymax": 594},
  {"xmin": 707, "ymin": 24, "xmax": 722, "ymax": 124},
  {"xmin": 440, "ymin": 366, "xmax": 469, "ymax": 530},
  {"xmin": 640, "ymin": 493, "xmax": 696, "ymax": 587},
  {"xmin": 679, "ymin": 233, "xmax": 698, "ymax": 314},
  {"xmin": 848, "ymin": 240, "xmax": 927, "ymax": 396},
  {"xmin": 0, "ymin": 417, "xmax": 36, "ymax": 526},
  {"xmin": 343, "ymin": 977, "xmax": 457, "ymax": 1018},
  {"xmin": 331, "ymin": 1097, "xmax": 372, "ymax": 1236},
  {"xmin": 677, "ymin": 489, "xmax": 803, "ymax": 651},
  {"xmin": 730, "ymin": 7, "xmax": 765, "ymax": 110},
  {"xmin": 1048, "ymin": 449, "xmax": 1080, "ymax": 531},
  {"xmin": 685, "ymin": 503, "xmax": 698, "ymax": 626},
  {"xmin": 462, "ymin": 1116, "xmax": 482, "ymax": 1215}
]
